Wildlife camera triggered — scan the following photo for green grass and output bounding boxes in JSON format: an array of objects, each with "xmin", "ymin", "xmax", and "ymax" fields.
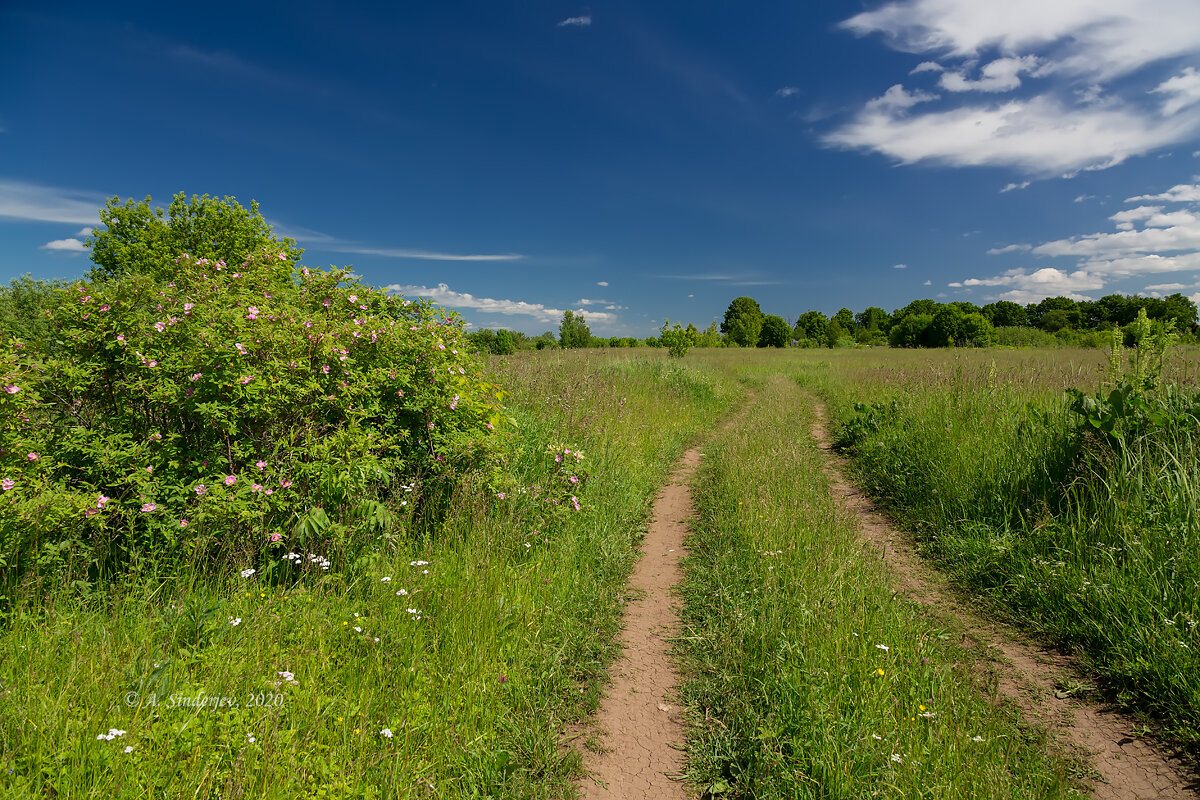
[
  {"xmin": 678, "ymin": 370, "xmax": 1081, "ymax": 799},
  {"xmin": 0, "ymin": 351, "xmax": 737, "ymax": 799},
  {"xmin": 788, "ymin": 346, "xmax": 1200, "ymax": 745}
]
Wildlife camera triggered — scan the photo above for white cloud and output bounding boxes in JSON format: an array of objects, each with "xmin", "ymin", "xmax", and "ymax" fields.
[
  {"xmin": 0, "ymin": 179, "xmax": 106, "ymax": 225},
  {"xmin": 865, "ymin": 84, "xmax": 938, "ymax": 112},
  {"xmin": 949, "ymin": 267, "xmax": 1104, "ymax": 302},
  {"xmin": 1001, "ymin": 180, "xmax": 1031, "ymax": 192},
  {"xmin": 953, "ymin": 176, "xmax": 1200, "ymax": 301},
  {"xmin": 987, "ymin": 243, "xmax": 1032, "ymax": 254},
  {"xmin": 385, "ymin": 283, "xmax": 616, "ymax": 326},
  {"xmin": 596, "ymin": 280, "xmax": 609, "ymax": 287},
  {"xmin": 1127, "ymin": 183, "xmax": 1200, "ymax": 203},
  {"xmin": 1074, "ymin": 194, "xmax": 1094, "ymax": 203},
  {"xmin": 893, "ymin": 263, "xmax": 907, "ymax": 269},
  {"xmin": 923, "ymin": 279, "xmax": 932, "ymax": 285},
  {"xmin": 1152, "ymin": 67, "xmax": 1200, "ymax": 116},
  {"xmin": 76, "ymin": 227, "xmax": 93, "ymax": 237},
  {"xmin": 687, "ymin": 293, "xmax": 695, "ymax": 298},
  {"xmin": 557, "ymin": 15, "xmax": 592, "ymax": 28},
  {"xmin": 939, "ymin": 56, "xmax": 1043, "ymax": 93},
  {"xmin": 1143, "ymin": 281, "xmax": 1192, "ymax": 292},
  {"xmin": 839, "ymin": 0, "xmax": 1200, "ymax": 81},
  {"xmin": 825, "ymin": 95, "xmax": 1200, "ymax": 175},
  {"xmin": 831, "ymin": 1, "xmax": 1200, "ymax": 176},
  {"xmin": 776, "ymin": 86, "xmax": 800, "ymax": 98},
  {"xmin": 40, "ymin": 237, "xmax": 87, "ymax": 252}
]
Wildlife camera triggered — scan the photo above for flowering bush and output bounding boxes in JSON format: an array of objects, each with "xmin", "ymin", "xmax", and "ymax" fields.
[{"xmin": 0, "ymin": 249, "xmax": 505, "ymax": 580}]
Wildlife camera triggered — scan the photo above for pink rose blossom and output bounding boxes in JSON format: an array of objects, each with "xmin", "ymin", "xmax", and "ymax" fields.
[
  {"xmin": 3, "ymin": 385, "xmax": 18, "ymax": 394},
  {"xmin": 1, "ymin": 479, "xmax": 14, "ymax": 491},
  {"xmin": 224, "ymin": 475, "xmax": 236, "ymax": 486},
  {"xmin": 141, "ymin": 503, "xmax": 156, "ymax": 513}
]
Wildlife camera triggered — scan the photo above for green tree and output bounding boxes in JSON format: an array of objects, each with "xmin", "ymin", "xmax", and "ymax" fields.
[
  {"xmin": 86, "ymin": 193, "xmax": 303, "ymax": 283},
  {"xmin": 832, "ymin": 308, "xmax": 856, "ymax": 332},
  {"xmin": 855, "ymin": 306, "xmax": 890, "ymax": 332},
  {"xmin": 695, "ymin": 322, "xmax": 723, "ymax": 347},
  {"xmin": 982, "ymin": 300, "xmax": 1028, "ymax": 327},
  {"xmin": 659, "ymin": 318, "xmax": 691, "ymax": 357},
  {"xmin": 758, "ymin": 314, "xmax": 790, "ymax": 348},
  {"xmin": 558, "ymin": 310, "xmax": 591, "ymax": 348},
  {"xmin": 889, "ymin": 313, "xmax": 934, "ymax": 347},
  {"xmin": 721, "ymin": 297, "xmax": 764, "ymax": 347},
  {"xmin": 793, "ymin": 310, "xmax": 829, "ymax": 342}
]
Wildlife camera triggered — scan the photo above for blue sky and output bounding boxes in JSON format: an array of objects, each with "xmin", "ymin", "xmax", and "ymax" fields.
[{"xmin": 3, "ymin": 1, "xmax": 1200, "ymax": 336}]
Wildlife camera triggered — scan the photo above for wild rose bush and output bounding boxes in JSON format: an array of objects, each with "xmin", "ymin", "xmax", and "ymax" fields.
[{"xmin": 0, "ymin": 249, "xmax": 505, "ymax": 581}]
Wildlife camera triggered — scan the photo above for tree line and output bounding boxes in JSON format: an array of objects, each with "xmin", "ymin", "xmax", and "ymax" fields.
[{"xmin": 465, "ymin": 292, "xmax": 1198, "ymax": 354}]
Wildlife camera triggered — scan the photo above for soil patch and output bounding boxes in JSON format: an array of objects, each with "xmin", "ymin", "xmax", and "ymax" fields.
[
  {"xmin": 810, "ymin": 401, "xmax": 1198, "ymax": 800},
  {"xmin": 573, "ymin": 447, "xmax": 702, "ymax": 799}
]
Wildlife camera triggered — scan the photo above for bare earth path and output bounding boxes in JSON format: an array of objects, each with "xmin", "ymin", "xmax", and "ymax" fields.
[
  {"xmin": 811, "ymin": 401, "xmax": 1199, "ymax": 800},
  {"xmin": 575, "ymin": 447, "xmax": 701, "ymax": 800}
]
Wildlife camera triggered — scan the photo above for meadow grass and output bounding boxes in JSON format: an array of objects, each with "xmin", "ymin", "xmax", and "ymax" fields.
[
  {"xmin": 0, "ymin": 350, "xmax": 737, "ymax": 799},
  {"xmin": 784, "ymin": 346, "xmax": 1200, "ymax": 746},
  {"xmin": 678, "ymin": 367, "xmax": 1081, "ymax": 799}
]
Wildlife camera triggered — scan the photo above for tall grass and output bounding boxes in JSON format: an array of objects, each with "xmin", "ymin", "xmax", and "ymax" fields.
[
  {"xmin": 679, "ymin": 371, "xmax": 1079, "ymax": 799},
  {"xmin": 0, "ymin": 351, "xmax": 737, "ymax": 798},
  {"xmin": 802, "ymin": 347, "xmax": 1200, "ymax": 744}
]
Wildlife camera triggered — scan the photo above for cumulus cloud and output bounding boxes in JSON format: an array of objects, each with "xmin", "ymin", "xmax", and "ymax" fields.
[
  {"xmin": 40, "ymin": 237, "xmax": 88, "ymax": 252},
  {"xmin": 385, "ymin": 283, "xmax": 616, "ymax": 326},
  {"xmin": 829, "ymin": 1, "xmax": 1200, "ymax": 176},
  {"xmin": 557, "ymin": 14, "xmax": 592, "ymax": 28},
  {"xmin": 955, "ymin": 176, "xmax": 1200, "ymax": 301},
  {"xmin": 776, "ymin": 86, "xmax": 800, "ymax": 98},
  {"xmin": 596, "ymin": 280, "xmax": 609, "ymax": 287}
]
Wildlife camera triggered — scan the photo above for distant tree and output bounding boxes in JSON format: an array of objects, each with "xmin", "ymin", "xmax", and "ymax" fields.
[
  {"xmin": 1161, "ymin": 293, "xmax": 1198, "ymax": 329},
  {"xmin": 982, "ymin": 300, "xmax": 1028, "ymax": 328},
  {"xmin": 558, "ymin": 310, "xmax": 591, "ymax": 348},
  {"xmin": 928, "ymin": 306, "xmax": 967, "ymax": 346},
  {"xmin": 1030, "ymin": 296, "xmax": 1081, "ymax": 330},
  {"xmin": 721, "ymin": 297, "xmax": 764, "ymax": 347},
  {"xmin": 889, "ymin": 313, "xmax": 934, "ymax": 348},
  {"xmin": 832, "ymin": 308, "xmax": 856, "ymax": 332},
  {"xmin": 534, "ymin": 331, "xmax": 559, "ymax": 350},
  {"xmin": 855, "ymin": 306, "xmax": 890, "ymax": 332},
  {"xmin": 793, "ymin": 310, "xmax": 829, "ymax": 342},
  {"xmin": 87, "ymin": 193, "xmax": 303, "ymax": 283},
  {"xmin": 961, "ymin": 313, "xmax": 996, "ymax": 346},
  {"xmin": 758, "ymin": 314, "xmax": 790, "ymax": 348},
  {"xmin": 684, "ymin": 323, "xmax": 699, "ymax": 344},
  {"xmin": 893, "ymin": 298, "xmax": 939, "ymax": 320},
  {"xmin": 0, "ymin": 275, "xmax": 68, "ymax": 349},
  {"xmin": 1038, "ymin": 309, "xmax": 1071, "ymax": 333},
  {"xmin": 659, "ymin": 318, "xmax": 691, "ymax": 357},
  {"xmin": 695, "ymin": 322, "xmax": 723, "ymax": 347}
]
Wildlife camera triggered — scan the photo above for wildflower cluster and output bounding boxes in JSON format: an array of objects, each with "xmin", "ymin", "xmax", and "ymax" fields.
[{"xmin": 1, "ymin": 247, "xmax": 507, "ymax": 577}]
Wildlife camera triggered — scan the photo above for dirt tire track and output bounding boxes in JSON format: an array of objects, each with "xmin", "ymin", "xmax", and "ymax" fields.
[
  {"xmin": 810, "ymin": 401, "xmax": 1199, "ymax": 800},
  {"xmin": 574, "ymin": 446, "xmax": 702, "ymax": 799}
]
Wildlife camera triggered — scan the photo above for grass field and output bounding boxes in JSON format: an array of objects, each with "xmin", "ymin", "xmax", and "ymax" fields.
[{"xmin": 3, "ymin": 346, "xmax": 1197, "ymax": 797}]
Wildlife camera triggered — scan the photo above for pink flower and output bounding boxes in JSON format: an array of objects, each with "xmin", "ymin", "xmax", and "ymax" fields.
[
  {"xmin": 251, "ymin": 484, "xmax": 263, "ymax": 493},
  {"xmin": 97, "ymin": 494, "xmax": 110, "ymax": 508},
  {"xmin": 154, "ymin": 322, "xmax": 166, "ymax": 332},
  {"xmin": 224, "ymin": 475, "xmax": 236, "ymax": 486},
  {"xmin": 256, "ymin": 461, "xmax": 267, "ymax": 470},
  {"xmin": 148, "ymin": 360, "xmax": 157, "ymax": 368},
  {"xmin": 116, "ymin": 334, "xmax": 125, "ymax": 343},
  {"xmin": 279, "ymin": 479, "xmax": 292, "ymax": 488},
  {"xmin": 571, "ymin": 496, "xmax": 580, "ymax": 511},
  {"xmin": 85, "ymin": 507, "xmax": 98, "ymax": 517},
  {"xmin": 1, "ymin": 479, "xmax": 13, "ymax": 491},
  {"xmin": 569, "ymin": 476, "xmax": 579, "ymax": 484},
  {"xmin": 179, "ymin": 519, "xmax": 189, "ymax": 528},
  {"xmin": 396, "ymin": 390, "xmax": 404, "ymax": 397},
  {"xmin": 195, "ymin": 485, "xmax": 207, "ymax": 495},
  {"xmin": 235, "ymin": 343, "xmax": 247, "ymax": 354},
  {"xmin": 348, "ymin": 295, "xmax": 358, "ymax": 303},
  {"xmin": 141, "ymin": 503, "xmax": 156, "ymax": 513},
  {"xmin": 238, "ymin": 376, "xmax": 254, "ymax": 385},
  {"xmin": 190, "ymin": 373, "xmax": 201, "ymax": 381},
  {"xmin": 183, "ymin": 302, "xmax": 194, "ymax": 313},
  {"xmin": 99, "ymin": 304, "xmax": 110, "ymax": 312},
  {"xmin": 427, "ymin": 422, "xmax": 435, "ymax": 429},
  {"xmin": 277, "ymin": 252, "xmax": 287, "ymax": 261},
  {"xmin": 265, "ymin": 488, "xmax": 274, "ymax": 495},
  {"xmin": 145, "ymin": 466, "xmax": 153, "ymax": 474},
  {"xmin": 26, "ymin": 453, "xmax": 38, "ymax": 462},
  {"xmin": 3, "ymin": 385, "xmax": 18, "ymax": 394},
  {"xmin": 486, "ymin": 422, "xmax": 494, "ymax": 430},
  {"xmin": 321, "ymin": 365, "xmax": 330, "ymax": 374},
  {"xmin": 496, "ymin": 492, "xmax": 506, "ymax": 500},
  {"xmin": 270, "ymin": 532, "xmax": 283, "ymax": 543}
]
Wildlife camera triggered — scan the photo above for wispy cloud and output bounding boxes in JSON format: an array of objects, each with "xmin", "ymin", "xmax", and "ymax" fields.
[
  {"xmin": 386, "ymin": 283, "xmax": 616, "ymax": 326},
  {"xmin": 828, "ymin": 1, "xmax": 1200, "ymax": 176},
  {"xmin": 596, "ymin": 280, "xmax": 609, "ymax": 287},
  {"xmin": 557, "ymin": 14, "xmax": 592, "ymax": 28},
  {"xmin": 0, "ymin": 179, "xmax": 106, "ymax": 225},
  {"xmin": 893, "ymin": 263, "xmax": 907, "ymax": 269},
  {"xmin": 776, "ymin": 86, "xmax": 800, "ymax": 98},
  {"xmin": 275, "ymin": 222, "xmax": 523, "ymax": 262}
]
